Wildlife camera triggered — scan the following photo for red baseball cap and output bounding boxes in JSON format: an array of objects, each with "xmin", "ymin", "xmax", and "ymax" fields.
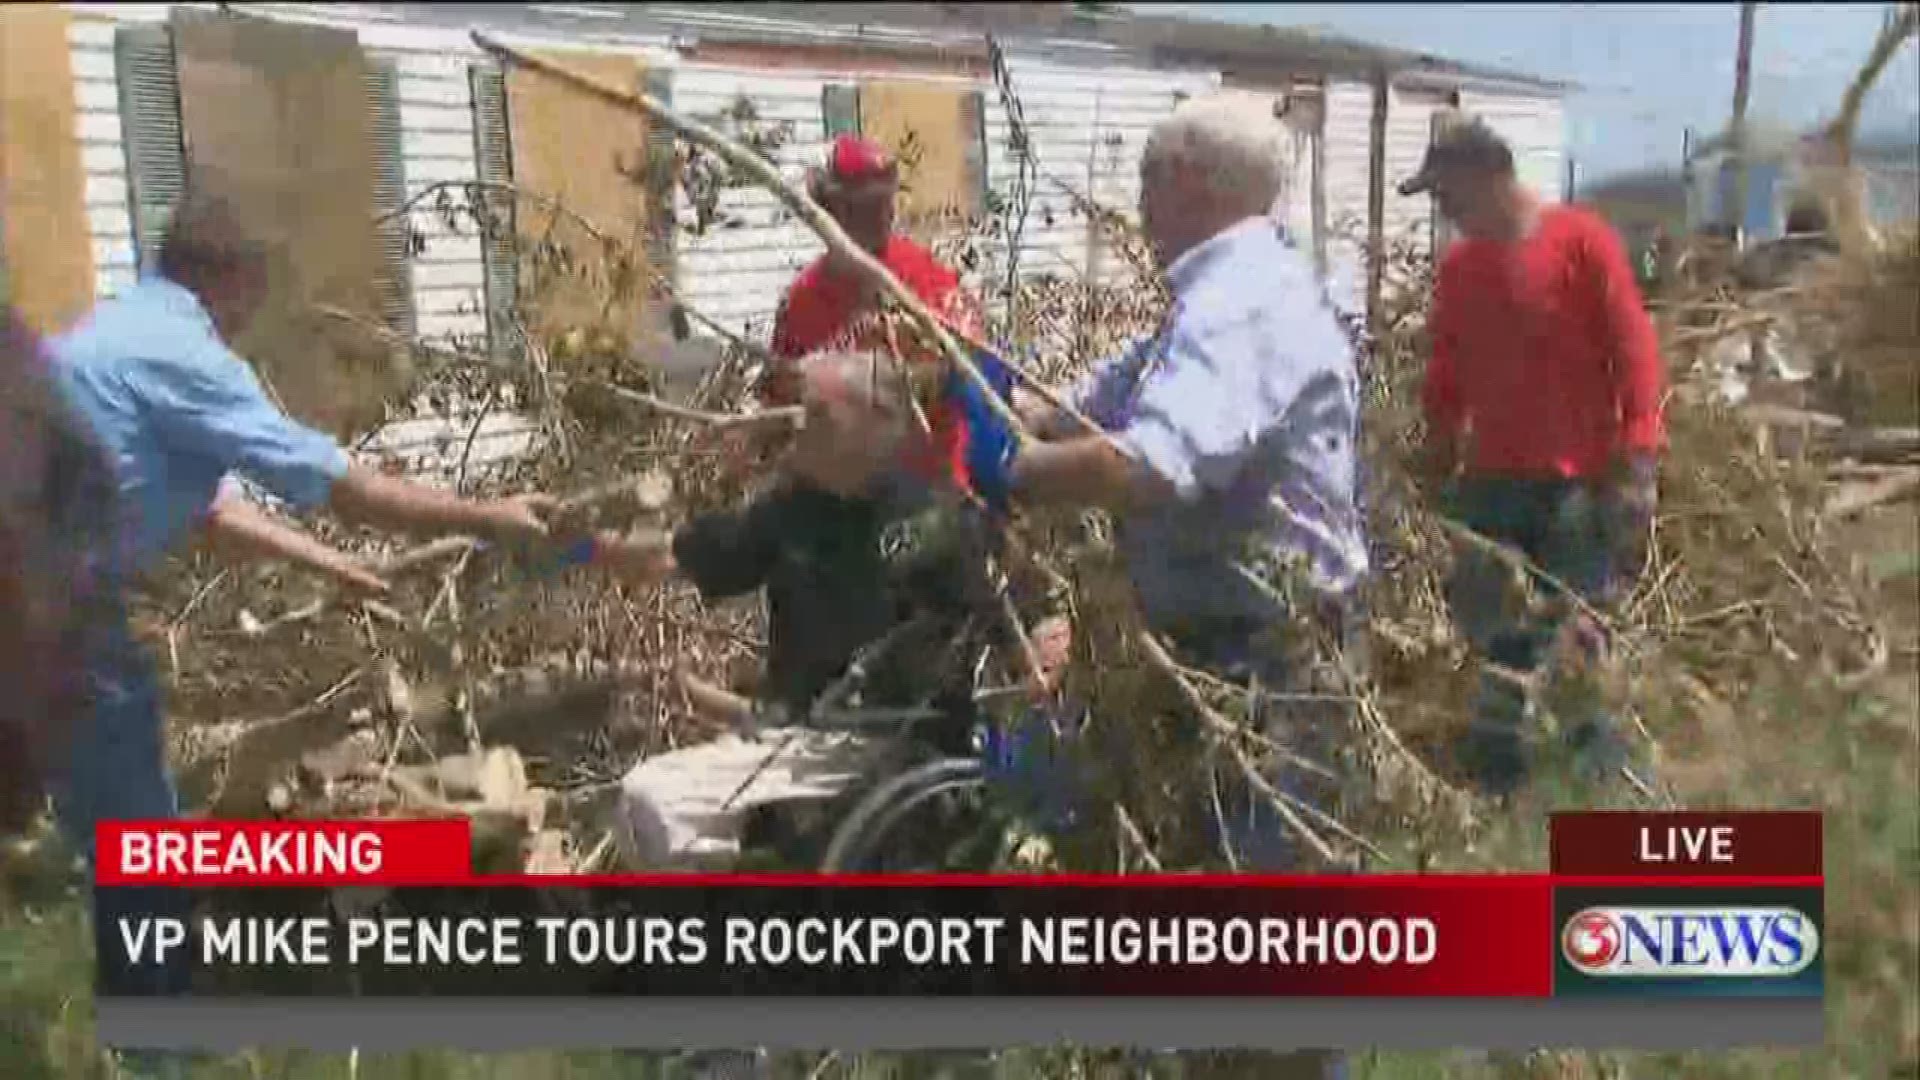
[{"xmin": 826, "ymin": 135, "xmax": 897, "ymax": 186}]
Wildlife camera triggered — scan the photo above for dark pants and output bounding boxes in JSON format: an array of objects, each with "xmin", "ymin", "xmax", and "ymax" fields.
[
  {"xmin": 1167, "ymin": 615, "xmax": 1354, "ymax": 1080},
  {"xmin": 1441, "ymin": 475, "xmax": 1627, "ymax": 794},
  {"xmin": 986, "ymin": 611, "xmax": 1354, "ymax": 1080}
]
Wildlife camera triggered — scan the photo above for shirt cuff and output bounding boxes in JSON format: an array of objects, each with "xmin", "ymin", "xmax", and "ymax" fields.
[
  {"xmin": 275, "ymin": 441, "xmax": 352, "ymax": 511},
  {"xmin": 214, "ymin": 474, "xmax": 248, "ymax": 505},
  {"xmin": 1118, "ymin": 417, "xmax": 1201, "ymax": 501}
]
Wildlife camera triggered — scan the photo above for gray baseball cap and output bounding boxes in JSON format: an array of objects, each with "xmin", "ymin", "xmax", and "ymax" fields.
[{"xmin": 1398, "ymin": 115, "xmax": 1515, "ymax": 196}]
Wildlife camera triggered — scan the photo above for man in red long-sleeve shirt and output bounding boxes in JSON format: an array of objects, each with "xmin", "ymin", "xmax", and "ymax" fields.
[
  {"xmin": 767, "ymin": 134, "xmax": 986, "ymax": 493},
  {"xmin": 1404, "ymin": 117, "xmax": 1664, "ymax": 796}
]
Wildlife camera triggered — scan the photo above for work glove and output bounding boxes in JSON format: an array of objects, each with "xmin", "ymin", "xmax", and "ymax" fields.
[{"xmin": 948, "ymin": 344, "xmax": 1021, "ymax": 515}]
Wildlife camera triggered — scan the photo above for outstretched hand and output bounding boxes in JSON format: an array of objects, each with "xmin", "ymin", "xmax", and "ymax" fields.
[
  {"xmin": 592, "ymin": 528, "xmax": 677, "ymax": 589},
  {"xmin": 475, "ymin": 492, "xmax": 558, "ymax": 541}
]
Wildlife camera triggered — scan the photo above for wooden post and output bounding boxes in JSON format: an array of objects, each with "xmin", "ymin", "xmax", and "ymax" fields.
[
  {"xmin": 1365, "ymin": 67, "xmax": 1388, "ymax": 349},
  {"xmin": 0, "ymin": 4, "xmax": 96, "ymax": 334},
  {"xmin": 1726, "ymin": 1, "xmax": 1757, "ymax": 246}
]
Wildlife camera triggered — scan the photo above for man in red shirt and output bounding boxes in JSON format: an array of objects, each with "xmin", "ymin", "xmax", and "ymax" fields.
[
  {"xmin": 1404, "ymin": 118, "xmax": 1664, "ymax": 796},
  {"xmin": 766, "ymin": 133, "xmax": 986, "ymax": 495}
]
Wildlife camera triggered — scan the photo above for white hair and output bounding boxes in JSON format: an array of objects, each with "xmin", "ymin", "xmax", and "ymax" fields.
[{"xmin": 1144, "ymin": 92, "xmax": 1295, "ymax": 218}]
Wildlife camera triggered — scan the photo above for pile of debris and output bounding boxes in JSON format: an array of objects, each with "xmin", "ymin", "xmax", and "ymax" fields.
[
  {"xmin": 1665, "ymin": 220, "xmax": 1920, "ymax": 524},
  {"xmin": 88, "ymin": 35, "xmax": 1911, "ymax": 891}
]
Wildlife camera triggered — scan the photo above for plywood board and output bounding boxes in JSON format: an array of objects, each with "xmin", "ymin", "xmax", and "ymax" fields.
[
  {"xmin": 0, "ymin": 5, "xmax": 96, "ymax": 333},
  {"xmin": 171, "ymin": 10, "xmax": 397, "ymax": 439},
  {"xmin": 505, "ymin": 52, "xmax": 653, "ymax": 339},
  {"xmin": 858, "ymin": 80, "xmax": 982, "ymax": 234}
]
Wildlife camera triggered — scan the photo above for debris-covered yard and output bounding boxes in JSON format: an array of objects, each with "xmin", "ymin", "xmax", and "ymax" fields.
[{"xmin": 5, "ymin": 24, "xmax": 1918, "ymax": 1080}]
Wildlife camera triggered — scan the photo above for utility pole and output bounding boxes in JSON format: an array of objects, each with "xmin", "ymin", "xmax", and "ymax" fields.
[{"xmin": 1727, "ymin": 1, "xmax": 1757, "ymax": 247}]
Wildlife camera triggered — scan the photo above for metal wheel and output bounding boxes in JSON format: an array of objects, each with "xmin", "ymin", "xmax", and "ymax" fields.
[{"xmin": 818, "ymin": 757, "xmax": 1012, "ymax": 874}]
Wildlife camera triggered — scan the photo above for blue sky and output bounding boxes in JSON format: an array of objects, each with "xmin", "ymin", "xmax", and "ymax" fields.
[{"xmin": 1138, "ymin": 3, "xmax": 1920, "ymax": 182}]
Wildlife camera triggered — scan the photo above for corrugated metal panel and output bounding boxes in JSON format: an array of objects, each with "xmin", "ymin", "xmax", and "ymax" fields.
[
  {"xmin": 469, "ymin": 61, "xmax": 520, "ymax": 357},
  {"xmin": 365, "ymin": 56, "xmax": 418, "ymax": 336},
  {"xmin": 111, "ymin": 22, "xmax": 183, "ymax": 274},
  {"xmin": 641, "ymin": 64, "xmax": 677, "ymax": 290}
]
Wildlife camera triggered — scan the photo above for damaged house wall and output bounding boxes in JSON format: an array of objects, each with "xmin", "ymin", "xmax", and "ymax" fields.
[{"xmin": 15, "ymin": 1, "xmax": 1569, "ymax": 478}]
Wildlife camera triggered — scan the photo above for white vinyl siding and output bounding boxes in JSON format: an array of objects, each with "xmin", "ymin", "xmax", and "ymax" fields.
[
  {"xmin": 1382, "ymin": 83, "xmax": 1452, "ymax": 258},
  {"xmin": 1321, "ymin": 78, "xmax": 1376, "ymax": 317},
  {"xmin": 990, "ymin": 52, "xmax": 1216, "ymax": 292},
  {"xmin": 668, "ymin": 63, "xmax": 841, "ymax": 339}
]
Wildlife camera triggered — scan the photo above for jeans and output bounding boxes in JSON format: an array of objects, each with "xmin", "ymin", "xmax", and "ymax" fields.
[
  {"xmin": 51, "ymin": 611, "xmax": 180, "ymax": 858},
  {"xmin": 48, "ymin": 607, "xmax": 195, "ymax": 1077},
  {"xmin": 1441, "ymin": 475, "xmax": 1629, "ymax": 794}
]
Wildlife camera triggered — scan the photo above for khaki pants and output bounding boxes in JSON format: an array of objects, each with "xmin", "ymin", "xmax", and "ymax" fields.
[{"xmin": 614, "ymin": 727, "xmax": 895, "ymax": 870}]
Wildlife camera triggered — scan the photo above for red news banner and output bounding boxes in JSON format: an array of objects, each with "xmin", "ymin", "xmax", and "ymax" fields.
[{"xmin": 92, "ymin": 812, "xmax": 1823, "ymax": 999}]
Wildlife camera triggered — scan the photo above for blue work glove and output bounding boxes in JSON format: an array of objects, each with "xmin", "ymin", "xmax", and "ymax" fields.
[
  {"xmin": 949, "ymin": 344, "xmax": 1021, "ymax": 514},
  {"xmin": 471, "ymin": 535, "xmax": 599, "ymax": 579}
]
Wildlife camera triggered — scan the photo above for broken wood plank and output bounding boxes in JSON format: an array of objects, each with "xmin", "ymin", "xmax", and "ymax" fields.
[
  {"xmin": 1739, "ymin": 403, "xmax": 1847, "ymax": 430},
  {"xmin": 1825, "ymin": 468, "xmax": 1920, "ymax": 520},
  {"xmin": 1827, "ymin": 427, "xmax": 1920, "ymax": 464}
]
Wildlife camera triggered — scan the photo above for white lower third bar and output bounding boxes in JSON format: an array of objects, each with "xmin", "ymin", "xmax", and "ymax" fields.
[{"xmin": 97, "ymin": 997, "xmax": 1823, "ymax": 1052}]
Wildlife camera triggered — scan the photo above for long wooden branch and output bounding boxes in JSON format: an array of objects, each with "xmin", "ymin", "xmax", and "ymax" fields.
[
  {"xmin": 468, "ymin": 31, "xmax": 1029, "ymax": 446},
  {"xmin": 375, "ymin": 178, "xmax": 608, "ymax": 241},
  {"xmin": 369, "ymin": 471, "xmax": 676, "ymax": 579},
  {"xmin": 587, "ymin": 379, "xmax": 805, "ymax": 431}
]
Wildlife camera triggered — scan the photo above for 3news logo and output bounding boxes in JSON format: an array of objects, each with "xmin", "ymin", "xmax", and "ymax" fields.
[{"xmin": 1553, "ymin": 889, "xmax": 1824, "ymax": 997}]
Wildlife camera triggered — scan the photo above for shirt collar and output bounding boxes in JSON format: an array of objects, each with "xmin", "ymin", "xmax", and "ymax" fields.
[
  {"xmin": 1163, "ymin": 216, "xmax": 1276, "ymax": 296},
  {"xmin": 138, "ymin": 274, "xmax": 219, "ymax": 333}
]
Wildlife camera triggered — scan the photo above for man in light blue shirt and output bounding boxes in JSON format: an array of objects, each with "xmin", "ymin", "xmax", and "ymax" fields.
[
  {"xmin": 996, "ymin": 96, "xmax": 1366, "ymax": 664},
  {"xmin": 969, "ymin": 93, "xmax": 1365, "ymax": 1078},
  {"xmin": 46, "ymin": 184, "xmax": 558, "ymax": 864}
]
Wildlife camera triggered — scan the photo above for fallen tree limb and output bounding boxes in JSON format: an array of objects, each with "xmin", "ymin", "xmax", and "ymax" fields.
[
  {"xmin": 1135, "ymin": 631, "xmax": 1353, "ymax": 866},
  {"xmin": 1671, "ymin": 311, "xmax": 1776, "ymax": 346},
  {"xmin": 1824, "ymin": 468, "xmax": 1920, "ymax": 520},
  {"xmin": 1829, "ymin": 426, "xmax": 1920, "ymax": 463},
  {"xmin": 588, "ymin": 379, "xmax": 805, "ymax": 431}
]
